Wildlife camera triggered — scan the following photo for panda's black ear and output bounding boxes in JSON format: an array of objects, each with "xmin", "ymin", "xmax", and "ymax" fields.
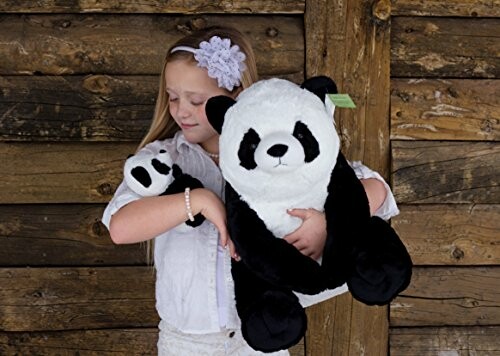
[
  {"xmin": 300, "ymin": 76, "xmax": 338, "ymax": 102},
  {"xmin": 206, "ymin": 95, "xmax": 236, "ymax": 134}
]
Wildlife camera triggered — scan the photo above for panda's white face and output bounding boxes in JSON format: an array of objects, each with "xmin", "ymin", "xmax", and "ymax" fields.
[
  {"xmin": 124, "ymin": 149, "xmax": 174, "ymax": 197},
  {"xmin": 238, "ymin": 121, "xmax": 319, "ymax": 173},
  {"xmin": 219, "ymin": 79, "xmax": 340, "ymax": 200}
]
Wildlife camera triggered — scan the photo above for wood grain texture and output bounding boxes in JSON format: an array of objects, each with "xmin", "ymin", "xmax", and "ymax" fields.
[
  {"xmin": 0, "ymin": 267, "xmax": 158, "ymax": 331},
  {"xmin": 391, "ymin": 17, "xmax": 500, "ymax": 78},
  {"xmin": 0, "ymin": 71, "xmax": 304, "ymax": 142},
  {"xmin": 390, "ymin": 326, "xmax": 500, "ymax": 355},
  {"xmin": 0, "ymin": 329, "xmax": 158, "ymax": 355},
  {"xmin": 306, "ymin": 0, "xmax": 391, "ymax": 175},
  {"xmin": 0, "ymin": 14, "xmax": 304, "ymax": 77},
  {"xmin": 0, "ymin": 0, "xmax": 305, "ymax": 14},
  {"xmin": 393, "ymin": 204, "xmax": 500, "ymax": 266},
  {"xmin": 391, "ymin": 79, "xmax": 500, "ymax": 141},
  {"xmin": 0, "ymin": 142, "xmax": 135, "ymax": 204},
  {"xmin": 390, "ymin": 267, "xmax": 500, "ymax": 327},
  {"xmin": 0, "ymin": 75, "xmax": 156, "ymax": 141},
  {"xmin": 392, "ymin": 141, "xmax": 500, "ymax": 204},
  {"xmin": 304, "ymin": 1, "xmax": 390, "ymax": 354},
  {"xmin": 392, "ymin": 0, "xmax": 500, "ymax": 17},
  {"xmin": 0, "ymin": 328, "xmax": 304, "ymax": 355},
  {"xmin": 0, "ymin": 204, "xmax": 146, "ymax": 266}
]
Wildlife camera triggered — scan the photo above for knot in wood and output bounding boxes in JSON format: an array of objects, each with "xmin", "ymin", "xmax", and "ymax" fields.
[
  {"xmin": 266, "ymin": 27, "xmax": 279, "ymax": 38},
  {"xmin": 189, "ymin": 18, "xmax": 207, "ymax": 31},
  {"xmin": 451, "ymin": 246, "xmax": 465, "ymax": 260},
  {"xmin": 92, "ymin": 221, "xmax": 103, "ymax": 236},
  {"xmin": 97, "ymin": 183, "xmax": 113, "ymax": 196},
  {"xmin": 372, "ymin": 0, "xmax": 390, "ymax": 22}
]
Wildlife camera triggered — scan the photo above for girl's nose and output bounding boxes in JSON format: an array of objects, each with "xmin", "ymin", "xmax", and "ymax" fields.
[{"xmin": 176, "ymin": 100, "xmax": 191, "ymax": 118}]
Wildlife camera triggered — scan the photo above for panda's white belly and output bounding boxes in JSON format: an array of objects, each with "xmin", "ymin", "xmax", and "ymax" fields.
[{"xmin": 241, "ymin": 187, "xmax": 328, "ymax": 239}]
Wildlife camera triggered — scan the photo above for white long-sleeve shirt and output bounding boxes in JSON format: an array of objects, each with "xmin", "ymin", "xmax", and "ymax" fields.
[{"xmin": 101, "ymin": 131, "xmax": 399, "ymax": 333}]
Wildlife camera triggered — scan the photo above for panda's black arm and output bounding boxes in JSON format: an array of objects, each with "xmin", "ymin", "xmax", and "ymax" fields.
[
  {"xmin": 225, "ymin": 183, "xmax": 328, "ymax": 295},
  {"xmin": 321, "ymin": 153, "xmax": 371, "ymax": 279},
  {"xmin": 162, "ymin": 165, "xmax": 204, "ymax": 194},
  {"xmin": 162, "ymin": 166, "xmax": 205, "ymax": 227}
]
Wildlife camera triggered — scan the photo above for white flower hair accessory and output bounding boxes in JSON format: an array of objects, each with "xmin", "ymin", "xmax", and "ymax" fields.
[{"xmin": 171, "ymin": 36, "xmax": 246, "ymax": 91}]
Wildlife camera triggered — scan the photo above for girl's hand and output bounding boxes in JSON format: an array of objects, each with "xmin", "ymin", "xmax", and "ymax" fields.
[
  {"xmin": 283, "ymin": 208, "xmax": 326, "ymax": 260},
  {"xmin": 190, "ymin": 188, "xmax": 240, "ymax": 261}
]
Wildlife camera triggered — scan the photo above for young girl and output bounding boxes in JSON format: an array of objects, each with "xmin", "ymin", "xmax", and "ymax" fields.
[{"xmin": 102, "ymin": 26, "xmax": 399, "ymax": 355}]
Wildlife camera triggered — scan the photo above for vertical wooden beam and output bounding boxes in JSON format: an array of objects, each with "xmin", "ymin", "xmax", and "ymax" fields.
[{"xmin": 304, "ymin": 0, "xmax": 391, "ymax": 355}]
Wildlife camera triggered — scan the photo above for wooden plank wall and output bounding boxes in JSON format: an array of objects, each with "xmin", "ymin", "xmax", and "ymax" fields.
[
  {"xmin": 304, "ymin": 1, "xmax": 392, "ymax": 355},
  {"xmin": 0, "ymin": 2, "xmax": 307, "ymax": 355},
  {"xmin": 390, "ymin": 1, "xmax": 500, "ymax": 355}
]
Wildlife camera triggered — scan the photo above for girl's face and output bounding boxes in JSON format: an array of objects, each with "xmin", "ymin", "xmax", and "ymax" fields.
[{"xmin": 165, "ymin": 59, "xmax": 229, "ymax": 153}]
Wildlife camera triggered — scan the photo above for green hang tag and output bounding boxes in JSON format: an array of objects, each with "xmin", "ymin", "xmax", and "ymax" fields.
[{"xmin": 327, "ymin": 94, "xmax": 356, "ymax": 108}]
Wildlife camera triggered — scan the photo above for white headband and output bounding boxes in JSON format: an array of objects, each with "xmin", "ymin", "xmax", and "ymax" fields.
[{"xmin": 171, "ymin": 36, "xmax": 246, "ymax": 91}]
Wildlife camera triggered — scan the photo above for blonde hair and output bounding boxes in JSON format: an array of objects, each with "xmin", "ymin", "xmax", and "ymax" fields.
[
  {"xmin": 138, "ymin": 26, "xmax": 259, "ymax": 150},
  {"xmin": 141, "ymin": 26, "xmax": 259, "ymax": 264}
]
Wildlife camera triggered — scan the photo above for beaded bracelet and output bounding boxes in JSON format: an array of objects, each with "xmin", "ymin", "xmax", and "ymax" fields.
[{"xmin": 184, "ymin": 187, "xmax": 195, "ymax": 222}]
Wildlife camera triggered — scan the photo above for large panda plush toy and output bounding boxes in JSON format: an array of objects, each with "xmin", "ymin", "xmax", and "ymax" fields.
[{"xmin": 206, "ymin": 76, "xmax": 412, "ymax": 352}]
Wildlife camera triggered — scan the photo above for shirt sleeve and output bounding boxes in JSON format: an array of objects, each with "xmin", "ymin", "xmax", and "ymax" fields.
[
  {"xmin": 101, "ymin": 180, "xmax": 142, "ymax": 230},
  {"xmin": 349, "ymin": 161, "xmax": 400, "ymax": 220}
]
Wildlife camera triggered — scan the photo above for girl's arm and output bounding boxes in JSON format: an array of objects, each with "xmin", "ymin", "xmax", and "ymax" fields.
[
  {"xmin": 108, "ymin": 188, "xmax": 237, "ymax": 257},
  {"xmin": 283, "ymin": 178, "xmax": 387, "ymax": 260}
]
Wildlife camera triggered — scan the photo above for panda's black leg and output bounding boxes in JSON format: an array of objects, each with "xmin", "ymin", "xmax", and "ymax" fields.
[
  {"xmin": 232, "ymin": 260, "xmax": 306, "ymax": 352},
  {"xmin": 322, "ymin": 152, "xmax": 412, "ymax": 304},
  {"xmin": 346, "ymin": 217, "xmax": 412, "ymax": 305}
]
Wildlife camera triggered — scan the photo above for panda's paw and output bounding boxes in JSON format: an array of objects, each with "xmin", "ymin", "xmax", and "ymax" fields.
[
  {"xmin": 347, "ymin": 217, "xmax": 412, "ymax": 305},
  {"xmin": 185, "ymin": 212, "xmax": 205, "ymax": 228},
  {"xmin": 241, "ymin": 290, "xmax": 306, "ymax": 353},
  {"xmin": 124, "ymin": 149, "xmax": 174, "ymax": 197}
]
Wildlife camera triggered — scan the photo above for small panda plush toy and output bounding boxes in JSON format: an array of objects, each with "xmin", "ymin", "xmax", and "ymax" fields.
[
  {"xmin": 124, "ymin": 149, "xmax": 205, "ymax": 227},
  {"xmin": 206, "ymin": 76, "xmax": 412, "ymax": 352}
]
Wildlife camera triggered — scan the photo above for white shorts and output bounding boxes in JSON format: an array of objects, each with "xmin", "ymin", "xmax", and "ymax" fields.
[{"xmin": 158, "ymin": 320, "xmax": 290, "ymax": 356}]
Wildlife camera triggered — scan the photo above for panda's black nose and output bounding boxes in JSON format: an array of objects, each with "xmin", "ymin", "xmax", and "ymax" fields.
[{"xmin": 267, "ymin": 144, "xmax": 288, "ymax": 158}]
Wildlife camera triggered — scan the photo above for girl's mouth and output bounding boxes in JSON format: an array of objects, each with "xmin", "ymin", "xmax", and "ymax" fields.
[{"xmin": 181, "ymin": 123, "xmax": 197, "ymax": 129}]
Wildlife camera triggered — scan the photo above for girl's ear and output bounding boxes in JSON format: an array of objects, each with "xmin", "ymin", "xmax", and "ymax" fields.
[
  {"xmin": 300, "ymin": 76, "xmax": 338, "ymax": 101},
  {"xmin": 206, "ymin": 95, "xmax": 236, "ymax": 134}
]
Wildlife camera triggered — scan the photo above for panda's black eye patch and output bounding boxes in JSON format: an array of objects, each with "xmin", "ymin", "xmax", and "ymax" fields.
[
  {"xmin": 152, "ymin": 158, "xmax": 171, "ymax": 175},
  {"xmin": 293, "ymin": 121, "xmax": 319, "ymax": 162},
  {"xmin": 131, "ymin": 166, "xmax": 152, "ymax": 188},
  {"xmin": 238, "ymin": 128, "xmax": 260, "ymax": 170}
]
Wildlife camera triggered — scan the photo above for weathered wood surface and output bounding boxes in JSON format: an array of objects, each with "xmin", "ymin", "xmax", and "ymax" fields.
[
  {"xmin": 391, "ymin": 79, "xmax": 500, "ymax": 141},
  {"xmin": 392, "ymin": 0, "xmax": 500, "ymax": 17},
  {"xmin": 391, "ymin": 17, "xmax": 500, "ymax": 78},
  {"xmin": 0, "ymin": 329, "xmax": 158, "ymax": 355},
  {"xmin": 393, "ymin": 204, "xmax": 500, "ymax": 266},
  {"xmin": 0, "ymin": 15, "xmax": 304, "ymax": 77},
  {"xmin": 0, "ymin": 75, "xmax": 156, "ymax": 141},
  {"xmin": 390, "ymin": 267, "xmax": 500, "ymax": 327},
  {"xmin": 390, "ymin": 326, "xmax": 500, "ymax": 355},
  {"xmin": 392, "ymin": 141, "xmax": 499, "ymax": 204},
  {"xmin": 0, "ymin": 267, "xmax": 158, "ymax": 331},
  {"xmin": 306, "ymin": 0, "xmax": 391, "ymax": 176},
  {"xmin": 0, "ymin": 0, "xmax": 305, "ymax": 14},
  {"xmin": 0, "ymin": 142, "xmax": 135, "ymax": 204},
  {"xmin": 0, "ymin": 329, "xmax": 304, "ymax": 355},
  {"xmin": 304, "ymin": 1, "xmax": 390, "ymax": 355},
  {"xmin": 306, "ymin": 292, "xmax": 390, "ymax": 356},
  {"xmin": 0, "ymin": 204, "xmax": 146, "ymax": 266}
]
